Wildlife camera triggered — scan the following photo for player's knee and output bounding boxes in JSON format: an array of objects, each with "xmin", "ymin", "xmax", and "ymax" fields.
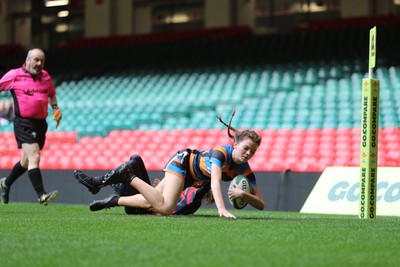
[
  {"xmin": 129, "ymin": 154, "xmax": 142, "ymax": 162},
  {"xmin": 127, "ymin": 154, "xmax": 144, "ymax": 170},
  {"xmin": 159, "ymin": 209, "xmax": 174, "ymax": 216},
  {"xmin": 157, "ymin": 204, "xmax": 176, "ymax": 216},
  {"xmin": 29, "ymin": 153, "xmax": 41, "ymax": 165}
]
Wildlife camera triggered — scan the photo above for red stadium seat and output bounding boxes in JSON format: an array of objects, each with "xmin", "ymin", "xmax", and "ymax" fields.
[{"xmin": 3, "ymin": 124, "xmax": 396, "ymax": 171}]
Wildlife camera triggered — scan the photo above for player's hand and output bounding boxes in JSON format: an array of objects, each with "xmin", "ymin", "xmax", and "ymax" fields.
[
  {"xmin": 218, "ymin": 208, "xmax": 236, "ymax": 219},
  {"xmin": 228, "ymin": 184, "xmax": 244, "ymax": 201},
  {"xmin": 53, "ymin": 108, "xmax": 62, "ymax": 128}
]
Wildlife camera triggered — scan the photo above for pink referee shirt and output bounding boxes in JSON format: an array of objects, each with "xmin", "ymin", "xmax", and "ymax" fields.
[{"xmin": 0, "ymin": 67, "xmax": 56, "ymax": 119}]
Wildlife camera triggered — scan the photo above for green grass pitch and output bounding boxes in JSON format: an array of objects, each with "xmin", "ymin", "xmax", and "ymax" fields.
[{"xmin": 1, "ymin": 203, "xmax": 399, "ymax": 267}]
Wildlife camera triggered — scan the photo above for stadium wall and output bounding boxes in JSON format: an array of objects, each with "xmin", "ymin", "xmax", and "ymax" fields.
[{"xmin": 0, "ymin": 170, "xmax": 320, "ymax": 212}]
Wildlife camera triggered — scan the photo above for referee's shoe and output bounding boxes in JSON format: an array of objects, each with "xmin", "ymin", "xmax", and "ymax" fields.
[
  {"xmin": 0, "ymin": 177, "xmax": 9, "ymax": 204},
  {"xmin": 39, "ymin": 190, "xmax": 58, "ymax": 205}
]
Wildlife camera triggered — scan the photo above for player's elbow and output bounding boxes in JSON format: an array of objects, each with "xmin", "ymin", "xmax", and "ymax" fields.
[{"xmin": 254, "ymin": 200, "xmax": 265, "ymax": 210}]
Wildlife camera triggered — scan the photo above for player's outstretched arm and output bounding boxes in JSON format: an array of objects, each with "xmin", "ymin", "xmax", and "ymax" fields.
[{"xmin": 211, "ymin": 164, "xmax": 236, "ymax": 219}]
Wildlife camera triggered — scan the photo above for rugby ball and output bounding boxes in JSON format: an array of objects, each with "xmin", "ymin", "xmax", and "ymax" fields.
[{"xmin": 228, "ymin": 174, "xmax": 252, "ymax": 209}]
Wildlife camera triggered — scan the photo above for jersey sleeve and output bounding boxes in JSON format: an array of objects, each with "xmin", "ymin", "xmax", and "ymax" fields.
[
  {"xmin": 209, "ymin": 146, "xmax": 227, "ymax": 168},
  {"xmin": 43, "ymin": 71, "xmax": 56, "ymax": 97},
  {"xmin": 246, "ymin": 172, "xmax": 257, "ymax": 187},
  {"xmin": 0, "ymin": 70, "xmax": 16, "ymax": 92}
]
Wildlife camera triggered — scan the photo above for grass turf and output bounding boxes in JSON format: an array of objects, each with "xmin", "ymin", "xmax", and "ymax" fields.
[{"xmin": 1, "ymin": 203, "xmax": 399, "ymax": 267}]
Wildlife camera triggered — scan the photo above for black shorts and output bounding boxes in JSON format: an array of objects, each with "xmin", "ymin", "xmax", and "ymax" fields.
[{"xmin": 13, "ymin": 116, "xmax": 48, "ymax": 150}]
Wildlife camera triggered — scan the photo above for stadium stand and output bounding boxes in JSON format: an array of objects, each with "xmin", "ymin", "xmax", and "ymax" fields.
[{"xmin": 1, "ymin": 19, "xmax": 400, "ymax": 172}]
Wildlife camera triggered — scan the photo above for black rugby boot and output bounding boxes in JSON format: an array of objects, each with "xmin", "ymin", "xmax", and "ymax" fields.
[
  {"xmin": 74, "ymin": 170, "xmax": 102, "ymax": 194},
  {"xmin": 89, "ymin": 193, "xmax": 120, "ymax": 211},
  {"xmin": 74, "ymin": 163, "xmax": 136, "ymax": 194},
  {"xmin": 99, "ymin": 162, "xmax": 137, "ymax": 187}
]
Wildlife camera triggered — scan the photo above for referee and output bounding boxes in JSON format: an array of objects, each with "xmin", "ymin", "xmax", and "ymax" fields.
[{"xmin": 0, "ymin": 48, "xmax": 61, "ymax": 205}]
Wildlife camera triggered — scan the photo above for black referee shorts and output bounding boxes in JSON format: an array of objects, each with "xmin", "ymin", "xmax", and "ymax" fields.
[{"xmin": 13, "ymin": 116, "xmax": 48, "ymax": 150}]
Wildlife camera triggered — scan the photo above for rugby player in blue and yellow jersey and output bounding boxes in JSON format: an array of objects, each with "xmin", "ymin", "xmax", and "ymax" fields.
[{"xmin": 74, "ymin": 111, "xmax": 264, "ymax": 219}]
